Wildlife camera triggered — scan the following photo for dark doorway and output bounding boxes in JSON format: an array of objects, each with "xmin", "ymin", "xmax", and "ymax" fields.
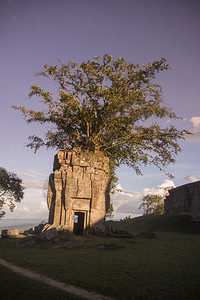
[{"xmin": 73, "ymin": 212, "xmax": 85, "ymax": 235}]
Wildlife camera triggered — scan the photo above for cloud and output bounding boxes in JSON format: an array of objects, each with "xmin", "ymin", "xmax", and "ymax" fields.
[
  {"xmin": 38, "ymin": 201, "xmax": 48, "ymax": 213},
  {"xmin": 24, "ymin": 180, "xmax": 45, "ymax": 189},
  {"xmin": 17, "ymin": 172, "xmax": 36, "ymax": 178},
  {"xmin": 15, "ymin": 206, "xmax": 30, "ymax": 213},
  {"xmin": 187, "ymin": 117, "xmax": 200, "ymax": 142},
  {"xmin": 184, "ymin": 175, "xmax": 199, "ymax": 183},
  {"xmin": 30, "ymin": 170, "xmax": 48, "ymax": 177},
  {"xmin": 111, "ymin": 179, "xmax": 175, "ymax": 219}
]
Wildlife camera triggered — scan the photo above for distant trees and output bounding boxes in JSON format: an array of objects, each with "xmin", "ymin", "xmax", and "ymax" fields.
[
  {"xmin": 12, "ymin": 54, "xmax": 189, "ymax": 185},
  {"xmin": 0, "ymin": 168, "xmax": 24, "ymax": 218}
]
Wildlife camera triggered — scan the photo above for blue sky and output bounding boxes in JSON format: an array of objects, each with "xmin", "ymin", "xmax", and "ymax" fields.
[{"xmin": 0, "ymin": 0, "xmax": 200, "ymax": 220}]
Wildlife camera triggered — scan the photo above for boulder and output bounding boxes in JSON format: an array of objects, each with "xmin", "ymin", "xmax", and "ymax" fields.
[
  {"xmin": 39, "ymin": 226, "xmax": 58, "ymax": 241},
  {"xmin": 89, "ymin": 224, "xmax": 106, "ymax": 236},
  {"xmin": 15, "ymin": 236, "xmax": 36, "ymax": 248},
  {"xmin": 1, "ymin": 229, "xmax": 19, "ymax": 238}
]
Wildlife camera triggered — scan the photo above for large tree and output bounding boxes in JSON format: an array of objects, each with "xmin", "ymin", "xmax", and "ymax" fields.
[
  {"xmin": 0, "ymin": 168, "xmax": 24, "ymax": 218},
  {"xmin": 12, "ymin": 54, "xmax": 189, "ymax": 182}
]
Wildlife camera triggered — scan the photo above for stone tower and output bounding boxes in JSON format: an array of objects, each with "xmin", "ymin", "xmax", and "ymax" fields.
[{"xmin": 47, "ymin": 148, "xmax": 111, "ymax": 234}]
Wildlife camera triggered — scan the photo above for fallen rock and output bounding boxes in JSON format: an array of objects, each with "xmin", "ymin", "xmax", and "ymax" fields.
[
  {"xmin": 39, "ymin": 226, "xmax": 58, "ymax": 241},
  {"xmin": 89, "ymin": 224, "xmax": 106, "ymax": 236},
  {"xmin": 1, "ymin": 229, "xmax": 19, "ymax": 238},
  {"xmin": 24, "ymin": 223, "xmax": 47, "ymax": 235},
  {"xmin": 15, "ymin": 236, "xmax": 36, "ymax": 248}
]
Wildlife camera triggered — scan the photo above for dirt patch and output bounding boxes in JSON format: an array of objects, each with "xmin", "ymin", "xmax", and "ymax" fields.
[{"xmin": 0, "ymin": 259, "xmax": 115, "ymax": 300}]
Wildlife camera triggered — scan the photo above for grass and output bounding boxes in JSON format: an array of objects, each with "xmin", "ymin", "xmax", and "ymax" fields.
[
  {"xmin": 1, "ymin": 215, "xmax": 200, "ymax": 299},
  {"xmin": 109, "ymin": 214, "xmax": 200, "ymax": 235},
  {"xmin": 0, "ymin": 265, "xmax": 83, "ymax": 300}
]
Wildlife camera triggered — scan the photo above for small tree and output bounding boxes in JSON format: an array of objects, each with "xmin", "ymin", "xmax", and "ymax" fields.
[
  {"xmin": 12, "ymin": 54, "xmax": 189, "ymax": 183},
  {"xmin": 0, "ymin": 168, "xmax": 24, "ymax": 218},
  {"xmin": 139, "ymin": 194, "xmax": 165, "ymax": 215}
]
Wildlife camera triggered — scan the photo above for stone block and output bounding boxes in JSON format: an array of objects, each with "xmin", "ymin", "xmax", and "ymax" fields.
[
  {"xmin": 77, "ymin": 178, "xmax": 91, "ymax": 198},
  {"xmin": 91, "ymin": 180, "xmax": 104, "ymax": 209},
  {"xmin": 72, "ymin": 199, "xmax": 91, "ymax": 211},
  {"xmin": 71, "ymin": 152, "xmax": 80, "ymax": 166},
  {"xmin": 65, "ymin": 151, "xmax": 72, "ymax": 164},
  {"xmin": 65, "ymin": 178, "xmax": 78, "ymax": 198},
  {"xmin": 54, "ymin": 177, "xmax": 63, "ymax": 191},
  {"xmin": 72, "ymin": 166, "xmax": 83, "ymax": 179}
]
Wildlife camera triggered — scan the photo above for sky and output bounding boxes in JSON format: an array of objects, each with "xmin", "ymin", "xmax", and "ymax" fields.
[{"xmin": 0, "ymin": 0, "xmax": 200, "ymax": 221}]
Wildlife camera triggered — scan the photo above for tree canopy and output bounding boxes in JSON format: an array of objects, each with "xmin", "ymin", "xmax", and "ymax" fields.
[
  {"xmin": 12, "ymin": 54, "xmax": 189, "ymax": 179},
  {"xmin": 0, "ymin": 168, "xmax": 24, "ymax": 218}
]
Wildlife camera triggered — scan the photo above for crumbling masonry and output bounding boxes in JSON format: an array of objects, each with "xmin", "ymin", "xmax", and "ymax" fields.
[{"xmin": 47, "ymin": 148, "xmax": 111, "ymax": 234}]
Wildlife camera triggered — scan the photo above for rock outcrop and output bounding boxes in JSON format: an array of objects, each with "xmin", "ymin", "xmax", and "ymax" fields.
[{"xmin": 47, "ymin": 148, "xmax": 111, "ymax": 234}]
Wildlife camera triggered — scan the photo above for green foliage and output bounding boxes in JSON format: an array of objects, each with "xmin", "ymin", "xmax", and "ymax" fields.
[
  {"xmin": 139, "ymin": 194, "xmax": 165, "ymax": 215},
  {"xmin": 0, "ymin": 168, "xmax": 24, "ymax": 218},
  {"xmin": 12, "ymin": 54, "xmax": 190, "ymax": 181}
]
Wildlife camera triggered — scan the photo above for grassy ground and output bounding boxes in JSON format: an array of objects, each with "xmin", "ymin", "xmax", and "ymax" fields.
[
  {"xmin": 0, "ymin": 265, "xmax": 82, "ymax": 300},
  {"xmin": 1, "ymin": 215, "xmax": 200, "ymax": 299}
]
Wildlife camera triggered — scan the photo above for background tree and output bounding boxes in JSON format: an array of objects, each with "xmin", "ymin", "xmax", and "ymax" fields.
[
  {"xmin": 12, "ymin": 54, "xmax": 189, "ymax": 183},
  {"xmin": 0, "ymin": 168, "xmax": 24, "ymax": 218},
  {"xmin": 139, "ymin": 194, "xmax": 165, "ymax": 215},
  {"xmin": 139, "ymin": 186, "xmax": 174, "ymax": 215}
]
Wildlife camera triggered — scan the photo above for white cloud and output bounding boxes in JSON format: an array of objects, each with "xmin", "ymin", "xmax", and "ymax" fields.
[
  {"xmin": 30, "ymin": 170, "xmax": 49, "ymax": 177},
  {"xmin": 184, "ymin": 175, "xmax": 199, "ymax": 183},
  {"xmin": 24, "ymin": 180, "xmax": 46, "ymax": 189},
  {"xmin": 17, "ymin": 172, "xmax": 36, "ymax": 178},
  {"xmin": 15, "ymin": 206, "xmax": 30, "ymax": 213},
  {"xmin": 187, "ymin": 117, "xmax": 200, "ymax": 142},
  {"xmin": 111, "ymin": 179, "xmax": 175, "ymax": 219},
  {"xmin": 37, "ymin": 201, "xmax": 48, "ymax": 213}
]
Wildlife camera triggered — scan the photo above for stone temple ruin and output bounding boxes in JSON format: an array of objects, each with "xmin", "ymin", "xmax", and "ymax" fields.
[
  {"xmin": 164, "ymin": 181, "xmax": 200, "ymax": 220},
  {"xmin": 47, "ymin": 148, "xmax": 111, "ymax": 235}
]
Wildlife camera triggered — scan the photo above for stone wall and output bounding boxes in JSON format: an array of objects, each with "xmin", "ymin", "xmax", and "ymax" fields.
[
  {"xmin": 47, "ymin": 148, "xmax": 111, "ymax": 233},
  {"xmin": 164, "ymin": 181, "xmax": 200, "ymax": 219}
]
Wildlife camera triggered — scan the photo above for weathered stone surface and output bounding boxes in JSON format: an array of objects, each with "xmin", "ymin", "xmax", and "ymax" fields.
[
  {"xmin": 15, "ymin": 236, "xmax": 36, "ymax": 248},
  {"xmin": 1, "ymin": 229, "xmax": 19, "ymax": 238},
  {"xmin": 164, "ymin": 181, "xmax": 200, "ymax": 219},
  {"xmin": 77, "ymin": 178, "xmax": 91, "ymax": 198},
  {"xmin": 24, "ymin": 223, "xmax": 47, "ymax": 235},
  {"xmin": 39, "ymin": 226, "xmax": 58, "ymax": 240},
  {"xmin": 47, "ymin": 148, "xmax": 111, "ymax": 234}
]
